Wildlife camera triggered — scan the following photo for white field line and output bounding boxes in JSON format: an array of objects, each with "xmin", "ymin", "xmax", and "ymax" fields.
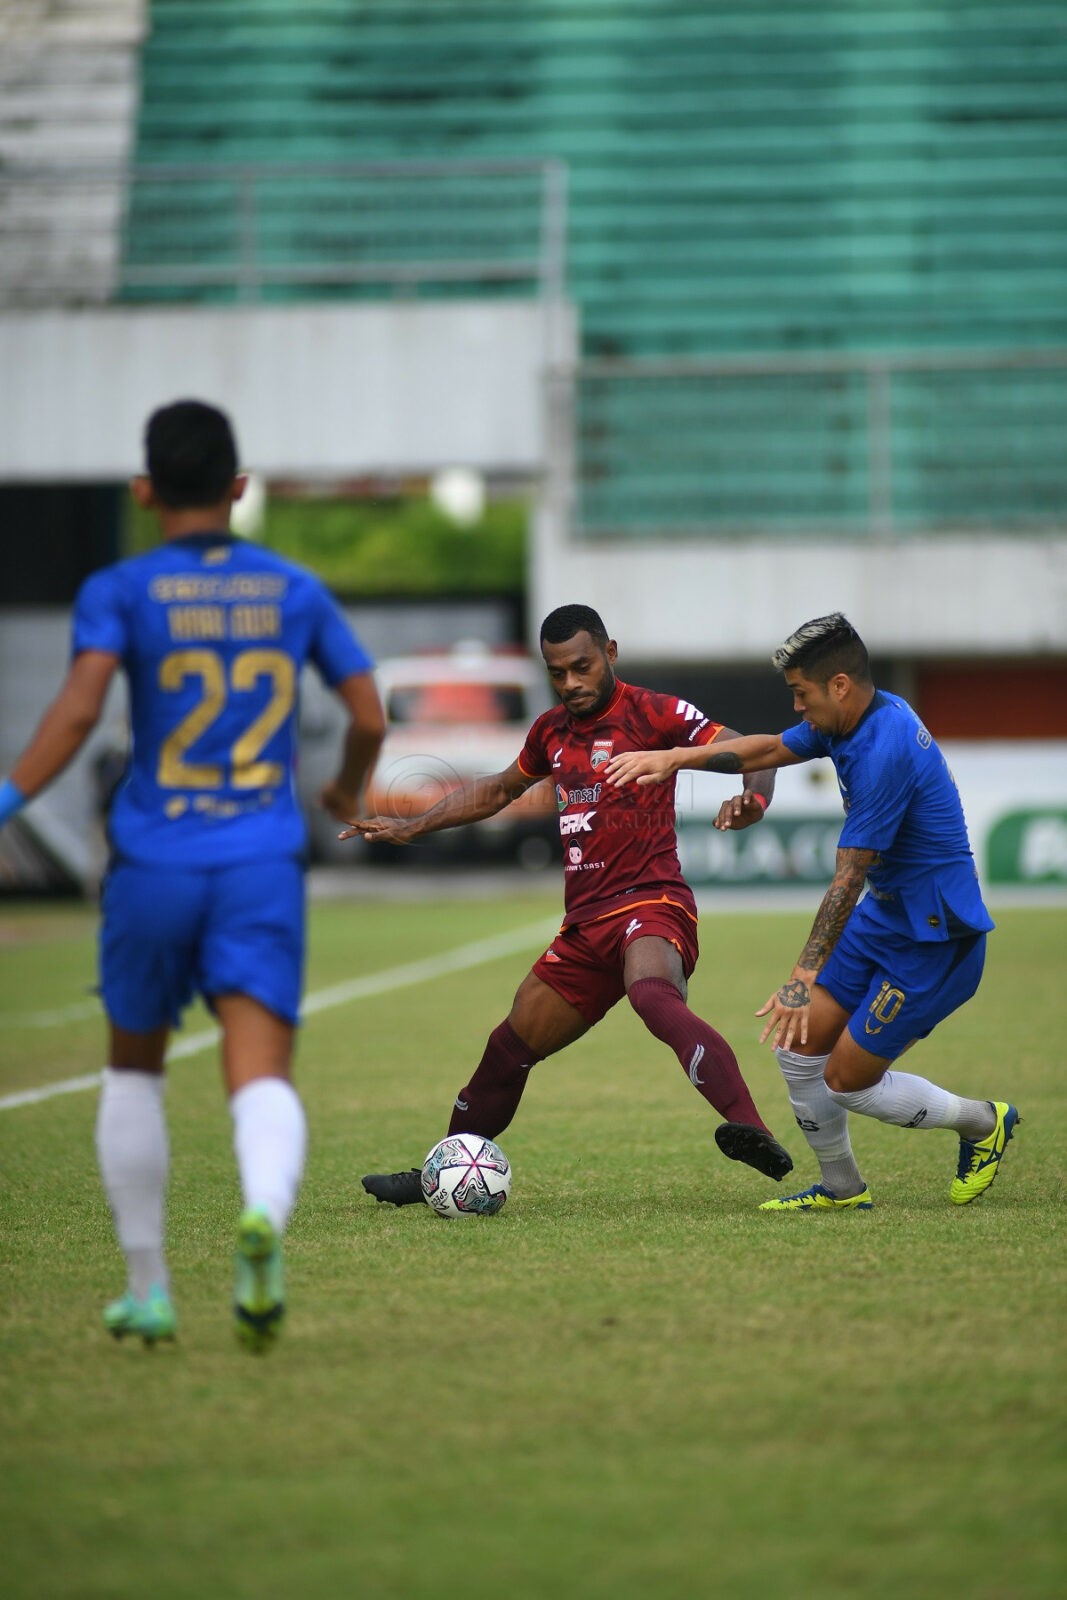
[
  {"xmin": 5, "ymin": 999, "xmax": 103, "ymax": 1028},
  {"xmin": 0, "ymin": 915, "xmax": 558, "ymax": 1114}
]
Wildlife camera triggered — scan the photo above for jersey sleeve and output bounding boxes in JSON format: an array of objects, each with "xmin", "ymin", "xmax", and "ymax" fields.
[
  {"xmin": 517, "ymin": 711, "xmax": 553, "ymax": 779},
  {"xmin": 71, "ymin": 566, "xmax": 128, "ymax": 658},
  {"xmin": 780, "ymin": 721, "xmax": 825, "ymax": 760},
  {"xmin": 308, "ymin": 586, "xmax": 374, "ymax": 686},
  {"xmin": 652, "ymin": 693, "xmax": 724, "ymax": 749}
]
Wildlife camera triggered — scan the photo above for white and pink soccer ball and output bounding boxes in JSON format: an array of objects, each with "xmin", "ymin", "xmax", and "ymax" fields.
[{"xmin": 420, "ymin": 1133, "xmax": 512, "ymax": 1217}]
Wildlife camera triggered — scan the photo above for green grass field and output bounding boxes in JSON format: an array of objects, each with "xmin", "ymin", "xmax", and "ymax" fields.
[{"xmin": 1, "ymin": 890, "xmax": 1063, "ymax": 1600}]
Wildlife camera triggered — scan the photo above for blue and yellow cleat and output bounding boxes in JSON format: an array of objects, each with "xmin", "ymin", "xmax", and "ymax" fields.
[
  {"xmin": 950, "ymin": 1101, "xmax": 1019, "ymax": 1206},
  {"xmin": 234, "ymin": 1206, "xmax": 285, "ymax": 1352},
  {"xmin": 758, "ymin": 1182, "xmax": 873, "ymax": 1213},
  {"xmin": 103, "ymin": 1284, "xmax": 177, "ymax": 1345}
]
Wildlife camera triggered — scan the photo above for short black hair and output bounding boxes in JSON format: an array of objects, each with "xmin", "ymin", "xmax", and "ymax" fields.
[
  {"xmin": 144, "ymin": 399, "xmax": 239, "ymax": 509},
  {"xmin": 772, "ymin": 612, "xmax": 871, "ymax": 685},
  {"xmin": 539, "ymin": 604, "xmax": 609, "ymax": 647}
]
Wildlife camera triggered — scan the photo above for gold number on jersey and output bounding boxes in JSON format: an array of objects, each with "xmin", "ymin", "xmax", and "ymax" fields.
[
  {"xmin": 230, "ymin": 650, "xmax": 295, "ymax": 788},
  {"xmin": 157, "ymin": 648, "xmax": 295, "ymax": 790},
  {"xmin": 158, "ymin": 650, "xmax": 226, "ymax": 788}
]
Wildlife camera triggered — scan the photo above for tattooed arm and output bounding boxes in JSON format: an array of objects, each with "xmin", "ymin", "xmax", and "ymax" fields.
[{"xmin": 756, "ymin": 846, "xmax": 876, "ymax": 1050}]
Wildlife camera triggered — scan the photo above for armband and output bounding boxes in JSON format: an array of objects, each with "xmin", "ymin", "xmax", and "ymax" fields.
[
  {"xmin": 745, "ymin": 791, "xmax": 769, "ymax": 812},
  {"xmin": 0, "ymin": 777, "xmax": 28, "ymax": 826}
]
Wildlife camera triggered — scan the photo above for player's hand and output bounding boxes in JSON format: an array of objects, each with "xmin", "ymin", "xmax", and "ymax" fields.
[
  {"xmin": 603, "ymin": 749, "xmax": 679, "ymax": 788},
  {"xmin": 714, "ymin": 792, "xmax": 767, "ymax": 831},
  {"xmin": 337, "ymin": 815, "xmax": 417, "ymax": 846},
  {"xmin": 756, "ymin": 977, "xmax": 812, "ymax": 1050}
]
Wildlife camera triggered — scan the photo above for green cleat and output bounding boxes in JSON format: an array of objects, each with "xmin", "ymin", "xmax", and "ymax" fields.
[
  {"xmin": 758, "ymin": 1182, "xmax": 873, "ymax": 1213},
  {"xmin": 234, "ymin": 1206, "xmax": 285, "ymax": 1352},
  {"xmin": 103, "ymin": 1284, "xmax": 177, "ymax": 1344},
  {"xmin": 950, "ymin": 1101, "xmax": 1019, "ymax": 1206}
]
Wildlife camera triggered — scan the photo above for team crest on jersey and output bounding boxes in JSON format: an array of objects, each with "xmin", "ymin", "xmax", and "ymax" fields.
[{"xmin": 590, "ymin": 738, "xmax": 614, "ymax": 769}]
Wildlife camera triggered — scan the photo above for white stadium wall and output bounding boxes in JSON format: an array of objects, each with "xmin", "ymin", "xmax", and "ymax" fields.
[
  {"xmin": 530, "ymin": 503, "xmax": 1067, "ymax": 663},
  {"xmin": 0, "ymin": 300, "xmax": 575, "ymax": 481}
]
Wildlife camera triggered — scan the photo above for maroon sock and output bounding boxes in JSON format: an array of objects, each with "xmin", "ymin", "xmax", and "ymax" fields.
[
  {"xmin": 627, "ymin": 977, "xmax": 769, "ymax": 1130},
  {"xmin": 447, "ymin": 1020, "xmax": 540, "ymax": 1139}
]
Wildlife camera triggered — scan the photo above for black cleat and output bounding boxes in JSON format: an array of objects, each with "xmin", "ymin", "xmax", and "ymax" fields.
[
  {"xmin": 715, "ymin": 1123, "xmax": 794, "ymax": 1182},
  {"xmin": 361, "ymin": 1168, "xmax": 426, "ymax": 1206}
]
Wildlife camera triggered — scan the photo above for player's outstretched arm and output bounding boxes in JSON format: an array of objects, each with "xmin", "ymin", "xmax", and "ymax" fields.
[
  {"xmin": 605, "ymin": 732, "xmax": 795, "ymax": 789},
  {"xmin": 756, "ymin": 845, "xmax": 876, "ymax": 1049},
  {"xmin": 338, "ymin": 758, "xmax": 538, "ymax": 846},
  {"xmin": 319, "ymin": 670, "xmax": 386, "ymax": 821},
  {"xmin": 0, "ymin": 651, "xmax": 118, "ymax": 824}
]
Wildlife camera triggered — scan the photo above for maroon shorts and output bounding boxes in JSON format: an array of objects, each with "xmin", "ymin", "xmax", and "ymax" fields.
[{"xmin": 531, "ymin": 896, "xmax": 700, "ymax": 1026}]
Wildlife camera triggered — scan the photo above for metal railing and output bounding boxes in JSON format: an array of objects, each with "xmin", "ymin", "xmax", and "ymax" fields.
[
  {"xmin": 0, "ymin": 159, "xmax": 568, "ymax": 305},
  {"xmin": 549, "ymin": 348, "xmax": 1067, "ymax": 539}
]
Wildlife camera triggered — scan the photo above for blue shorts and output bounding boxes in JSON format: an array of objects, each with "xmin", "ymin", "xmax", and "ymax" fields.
[
  {"xmin": 818, "ymin": 903, "xmax": 987, "ymax": 1061},
  {"xmin": 100, "ymin": 857, "xmax": 305, "ymax": 1032}
]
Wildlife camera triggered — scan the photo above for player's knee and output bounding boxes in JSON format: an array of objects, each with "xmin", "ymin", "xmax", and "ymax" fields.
[
  {"xmin": 823, "ymin": 1058, "xmax": 852, "ymax": 1093},
  {"xmin": 626, "ymin": 975, "xmax": 682, "ymax": 1016},
  {"xmin": 824, "ymin": 1056, "xmax": 886, "ymax": 1095}
]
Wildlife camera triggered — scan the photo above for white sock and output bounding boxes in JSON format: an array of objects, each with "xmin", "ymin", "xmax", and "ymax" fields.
[
  {"xmin": 230, "ymin": 1077, "xmax": 307, "ymax": 1234},
  {"xmin": 828, "ymin": 1071, "xmax": 994, "ymax": 1137},
  {"xmin": 775, "ymin": 1048, "xmax": 865, "ymax": 1196},
  {"xmin": 95, "ymin": 1068, "xmax": 169, "ymax": 1299}
]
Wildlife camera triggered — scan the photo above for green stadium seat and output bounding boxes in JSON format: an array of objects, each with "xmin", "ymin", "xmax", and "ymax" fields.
[{"xmin": 123, "ymin": 0, "xmax": 1067, "ymax": 533}]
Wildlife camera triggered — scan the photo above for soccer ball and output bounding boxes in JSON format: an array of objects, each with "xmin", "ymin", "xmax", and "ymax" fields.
[{"xmin": 421, "ymin": 1133, "xmax": 512, "ymax": 1218}]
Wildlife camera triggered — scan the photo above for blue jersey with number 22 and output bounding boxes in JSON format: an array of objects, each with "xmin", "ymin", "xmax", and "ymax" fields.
[
  {"xmin": 781, "ymin": 690, "xmax": 993, "ymax": 942},
  {"xmin": 73, "ymin": 532, "xmax": 372, "ymax": 867}
]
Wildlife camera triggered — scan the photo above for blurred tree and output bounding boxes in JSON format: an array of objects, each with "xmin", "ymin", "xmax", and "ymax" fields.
[{"xmin": 124, "ymin": 492, "xmax": 526, "ymax": 597}]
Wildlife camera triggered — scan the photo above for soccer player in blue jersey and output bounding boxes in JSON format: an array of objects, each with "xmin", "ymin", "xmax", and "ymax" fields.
[
  {"xmin": 0, "ymin": 400, "xmax": 385, "ymax": 1345},
  {"xmin": 605, "ymin": 612, "xmax": 1019, "ymax": 1211}
]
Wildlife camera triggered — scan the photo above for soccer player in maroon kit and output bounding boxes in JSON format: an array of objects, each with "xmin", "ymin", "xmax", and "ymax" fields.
[{"xmin": 343, "ymin": 604, "xmax": 793, "ymax": 1204}]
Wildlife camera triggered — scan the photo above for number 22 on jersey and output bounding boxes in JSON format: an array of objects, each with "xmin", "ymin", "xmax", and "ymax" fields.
[{"xmin": 157, "ymin": 648, "xmax": 295, "ymax": 790}]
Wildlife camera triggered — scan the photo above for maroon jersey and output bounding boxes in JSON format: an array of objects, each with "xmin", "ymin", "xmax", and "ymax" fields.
[{"xmin": 517, "ymin": 678, "xmax": 724, "ymax": 926}]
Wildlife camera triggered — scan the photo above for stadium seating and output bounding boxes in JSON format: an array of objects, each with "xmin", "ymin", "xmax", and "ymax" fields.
[
  {"xmin": 129, "ymin": 1, "xmax": 1067, "ymax": 350},
  {"xmin": 121, "ymin": 0, "xmax": 1067, "ymax": 533},
  {"xmin": 0, "ymin": 0, "xmax": 145, "ymax": 304}
]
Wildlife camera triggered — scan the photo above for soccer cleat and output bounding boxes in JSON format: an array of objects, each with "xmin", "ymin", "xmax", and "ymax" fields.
[
  {"xmin": 758, "ymin": 1182, "xmax": 874, "ymax": 1213},
  {"xmin": 361, "ymin": 1168, "xmax": 426, "ymax": 1207},
  {"xmin": 103, "ymin": 1284, "xmax": 177, "ymax": 1344},
  {"xmin": 234, "ymin": 1206, "xmax": 285, "ymax": 1352},
  {"xmin": 714, "ymin": 1122, "xmax": 794, "ymax": 1181},
  {"xmin": 950, "ymin": 1101, "xmax": 1019, "ymax": 1206}
]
